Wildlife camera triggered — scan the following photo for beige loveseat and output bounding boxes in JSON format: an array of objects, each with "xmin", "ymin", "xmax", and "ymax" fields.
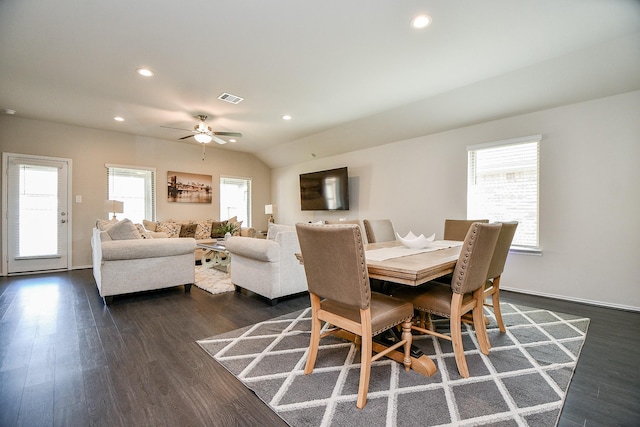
[
  {"xmin": 91, "ymin": 219, "xmax": 196, "ymax": 305},
  {"xmin": 225, "ymin": 224, "xmax": 308, "ymax": 305},
  {"xmin": 141, "ymin": 217, "xmax": 256, "ymax": 260}
]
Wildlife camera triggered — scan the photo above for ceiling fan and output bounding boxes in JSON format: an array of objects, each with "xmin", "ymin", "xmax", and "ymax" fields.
[{"xmin": 162, "ymin": 115, "xmax": 242, "ymax": 145}]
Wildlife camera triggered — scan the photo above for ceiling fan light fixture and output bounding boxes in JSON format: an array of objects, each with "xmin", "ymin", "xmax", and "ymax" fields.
[{"xmin": 194, "ymin": 133, "xmax": 212, "ymax": 143}]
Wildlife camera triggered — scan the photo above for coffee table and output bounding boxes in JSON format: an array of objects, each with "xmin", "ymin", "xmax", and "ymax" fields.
[{"xmin": 197, "ymin": 241, "xmax": 230, "ymax": 272}]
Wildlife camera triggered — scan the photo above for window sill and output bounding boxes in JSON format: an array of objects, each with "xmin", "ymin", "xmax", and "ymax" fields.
[{"xmin": 509, "ymin": 246, "xmax": 542, "ymax": 256}]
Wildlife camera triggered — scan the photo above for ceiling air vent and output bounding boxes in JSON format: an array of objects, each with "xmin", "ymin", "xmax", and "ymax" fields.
[{"xmin": 218, "ymin": 92, "xmax": 244, "ymax": 104}]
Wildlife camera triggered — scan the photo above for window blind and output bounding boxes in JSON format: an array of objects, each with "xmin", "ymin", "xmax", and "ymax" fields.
[
  {"xmin": 220, "ymin": 176, "xmax": 252, "ymax": 227},
  {"xmin": 467, "ymin": 136, "xmax": 540, "ymax": 249},
  {"xmin": 106, "ymin": 164, "xmax": 156, "ymax": 223}
]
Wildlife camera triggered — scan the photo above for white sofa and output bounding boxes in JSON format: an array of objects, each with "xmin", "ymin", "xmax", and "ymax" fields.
[
  {"xmin": 91, "ymin": 223, "xmax": 196, "ymax": 305},
  {"xmin": 225, "ymin": 224, "xmax": 308, "ymax": 305}
]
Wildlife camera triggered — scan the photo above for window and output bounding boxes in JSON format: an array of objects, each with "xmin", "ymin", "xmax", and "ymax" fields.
[
  {"xmin": 467, "ymin": 135, "xmax": 540, "ymax": 251},
  {"xmin": 220, "ymin": 176, "xmax": 251, "ymax": 227},
  {"xmin": 106, "ymin": 164, "xmax": 156, "ymax": 223}
]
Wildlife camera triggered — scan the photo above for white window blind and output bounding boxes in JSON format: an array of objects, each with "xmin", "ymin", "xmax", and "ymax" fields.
[
  {"xmin": 8, "ymin": 159, "xmax": 63, "ymax": 258},
  {"xmin": 220, "ymin": 176, "xmax": 251, "ymax": 227},
  {"xmin": 467, "ymin": 135, "xmax": 540, "ymax": 250},
  {"xmin": 106, "ymin": 164, "xmax": 156, "ymax": 223}
]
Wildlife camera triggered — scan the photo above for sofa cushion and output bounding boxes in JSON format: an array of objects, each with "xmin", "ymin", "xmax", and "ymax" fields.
[
  {"xmin": 179, "ymin": 223, "xmax": 198, "ymax": 238},
  {"xmin": 157, "ymin": 221, "xmax": 181, "ymax": 238},
  {"xmin": 106, "ymin": 219, "xmax": 142, "ymax": 240}
]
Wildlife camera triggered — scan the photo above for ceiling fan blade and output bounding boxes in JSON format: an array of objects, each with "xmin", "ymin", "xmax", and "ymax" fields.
[
  {"xmin": 212, "ymin": 135, "xmax": 228, "ymax": 145},
  {"xmin": 179, "ymin": 135, "xmax": 194, "ymax": 140},
  {"xmin": 213, "ymin": 131, "xmax": 242, "ymax": 137},
  {"xmin": 161, "ymin": 125, "xmax": 193, "ymax": 132}
]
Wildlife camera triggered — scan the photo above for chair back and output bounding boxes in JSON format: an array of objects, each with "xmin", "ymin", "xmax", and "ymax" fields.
[
  {"xmin": 451, "ymin": 222, "xmax": 501, "ymax": 294},
  {"xmin": 443, "ymin": 219, "xmax": 489, "ymax": 241},
  {"xmin": 363, "ymin": 219, "xmax": 396, "ymax": 243},
  {"xmin": 486, "ymin": 221, "xmax": 518, "ymax": 280},
  {"xmin": 296, "ymin": 223, "xmax": 370, "ymax": 310}
]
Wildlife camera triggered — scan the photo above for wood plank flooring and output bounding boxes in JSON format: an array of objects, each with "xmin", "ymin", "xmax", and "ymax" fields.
[{"xmin": 0, "ymin": 269, "xmax": 638, "ymax": 426}]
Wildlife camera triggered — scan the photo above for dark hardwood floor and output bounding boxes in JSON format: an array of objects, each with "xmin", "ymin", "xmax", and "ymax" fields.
[{"xmin": 0, "ymin": 269, "xmax": 638, "ymax": 426}]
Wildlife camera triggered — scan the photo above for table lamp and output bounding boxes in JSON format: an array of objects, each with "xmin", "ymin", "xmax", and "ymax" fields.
[
  {"xmin": 265, "ymin": 204, "xmax": 275, "ymax": 223},
  {"xmin": 104, "ymin": 200, "xmax": 124, "ymax": 220}
]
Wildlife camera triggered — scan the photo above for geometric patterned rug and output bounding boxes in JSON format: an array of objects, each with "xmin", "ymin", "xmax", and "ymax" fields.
[{"xmin": 197, "ymin": 303, "xmax": 589, "ymax": 426}]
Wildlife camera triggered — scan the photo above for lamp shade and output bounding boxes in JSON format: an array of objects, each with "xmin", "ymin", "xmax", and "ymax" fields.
[
  {"xmin": 264, "ymin": 204, "xmax": 274, "ymax": 215},
  {"xmin": 104, "ymin": 200, "xmax": 124, "ymax": 219}
]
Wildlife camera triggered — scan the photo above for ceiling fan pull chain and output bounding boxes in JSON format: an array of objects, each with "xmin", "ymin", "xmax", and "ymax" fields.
[{"xmin": 201, "ymin": 144, "xmax": 206, "ymax": 161}]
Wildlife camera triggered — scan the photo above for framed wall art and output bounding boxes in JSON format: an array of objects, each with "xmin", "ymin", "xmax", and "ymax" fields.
[{"xmin": 167, "ymin": 171, "xmax": 213, "ymax": 203}]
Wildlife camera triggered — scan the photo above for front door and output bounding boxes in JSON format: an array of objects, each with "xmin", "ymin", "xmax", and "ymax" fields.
[{"xmin": 3, "ymin": 153, "xmax": 72, "ymax": 274}]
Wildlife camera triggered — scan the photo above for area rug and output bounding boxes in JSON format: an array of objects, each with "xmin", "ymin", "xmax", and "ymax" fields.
[
  {"xmin": 194, "ymin": 265, "xmax": 235, "ymax": 295},
  {"xmin": 197, "ymin": 303, "xmax": 589, "ymax": 426}
]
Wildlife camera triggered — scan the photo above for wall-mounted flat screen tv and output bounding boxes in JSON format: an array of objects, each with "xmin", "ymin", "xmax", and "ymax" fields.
[{"xmin": 300, "ymin": 167, "xmax": 350, "ymax": 211}]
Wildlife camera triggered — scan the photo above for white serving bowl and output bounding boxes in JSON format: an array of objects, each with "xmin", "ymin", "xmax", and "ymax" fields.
[{"xmin": 395, "ymin": 231, "xmax": 436, "ymax": 249}]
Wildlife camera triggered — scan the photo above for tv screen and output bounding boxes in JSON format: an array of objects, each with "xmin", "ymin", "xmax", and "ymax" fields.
[{"xmin": 300, "ymin": 167, "xmax": 350, "ymax": 211}]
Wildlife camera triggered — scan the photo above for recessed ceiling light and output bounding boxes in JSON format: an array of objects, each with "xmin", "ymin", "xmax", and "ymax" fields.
[
  {"xmin": 411, "ymin": 15, "xmax": 431, "ymax": 29},
  {"xmin": 114, "ymin": 116, "xmax": 125, "ymax": 122},
  {"xmin": 136, "ymin": 68, "xmax": 154, "ymax": 77},
  {"xmin": 3, "ymin": 108, "xmax": 16, "ymax": 115},
  {"xmin": 229, "ymin": 139, "xmax": 236, "ymax": 143},
  {"xmin": 282, "ymin": 114, "xmax": 292, "ymax": 120}
]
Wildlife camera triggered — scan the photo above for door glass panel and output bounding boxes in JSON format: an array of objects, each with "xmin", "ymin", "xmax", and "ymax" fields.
[{"xmin": 18, "ymin": 164, "xmax": 59, "ymax": 257}]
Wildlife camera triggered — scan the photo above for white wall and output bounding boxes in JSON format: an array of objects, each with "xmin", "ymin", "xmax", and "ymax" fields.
[
  {"xmin": 272, "ymin": 91, "xmax": 640, "ymax": 310},
  {"xmin": 0, "ymin": 117, "xmax": 272, "ymax": 269}
]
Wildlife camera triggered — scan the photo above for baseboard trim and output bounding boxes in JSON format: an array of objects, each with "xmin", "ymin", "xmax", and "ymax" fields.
[{"xmin": 502, "ymin": 286, "xmax": 640, "ymax": 313}]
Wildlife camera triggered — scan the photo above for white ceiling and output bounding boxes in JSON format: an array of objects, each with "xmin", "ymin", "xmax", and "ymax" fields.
[{"xmin": 1, "ymin": 0, "xmax": 639, "ymax": 168}]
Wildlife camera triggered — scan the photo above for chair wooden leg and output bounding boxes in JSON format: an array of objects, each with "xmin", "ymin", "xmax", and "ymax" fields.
[
  {"xmin": 491, "ymin": 276, "xmax": 506, "ymax": 333},
  {"xmin": 305, "ymin": 294, "xmax": 322, "ymax": 375},
  {"xmin": 450, "ymin": 294, "xmax": 469, "ymax": 378},
  {"xmin": 401, "ymin": 320, "xmax": 412, "ymax": 371},
  {"xmin": 357, "ymin": 309, "xmax": 373, "ymax": 409},
  {"xmin": 473, "ymin": 288, "xmax": 491, "ymax": 354}
]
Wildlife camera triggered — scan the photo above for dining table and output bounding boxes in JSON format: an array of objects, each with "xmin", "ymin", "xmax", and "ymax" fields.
[
  {"xmin": 296, "ymin": 239, "xmax": 463, "ymax": 377},
  {"xmin": 362, "ymin": 240, "xmax": 463, "ymax": 376}
]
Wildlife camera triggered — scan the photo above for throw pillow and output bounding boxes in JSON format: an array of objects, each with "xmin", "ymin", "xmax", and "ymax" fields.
[
  {"xmin": 210, "ymin": 220, "xmax": 228, "ymax": 238},
  {"xmin": 142, "ymin": 219, "xmax": 158, "ymax": 232},
  {"xmin": 233, "ymin": 220, "xmax": 243, "ymax": 236},
  {"xmin": 179, "ymin": 223, "xmax": 197, "ymax": 238},
  {"xmin": 157, "ymin": 221, "xmax": 181, "ymax": 238},
  {"xmin": 107, "ymin": 219, "xmax": 142, "ymax": 240},
  {"xmin": 135, "ymin": 223, "xmax": 154, "ymax": 239},
  {"xmin": 195, "ymin": 221, "xmax": 212, "ymax": 240},
  {"xmin": 96, "ymin": 218, "xmax": 118, "ymax": 231}
]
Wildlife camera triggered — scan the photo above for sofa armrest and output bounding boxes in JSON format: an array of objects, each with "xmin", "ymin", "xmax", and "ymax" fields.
[
  {"xmin": 101, "ymin": 237, "xmax": 196, "ymax": 261},
  {"xmin": 225, "ymin": 236, "xmax": 279, "ymax": 262}
]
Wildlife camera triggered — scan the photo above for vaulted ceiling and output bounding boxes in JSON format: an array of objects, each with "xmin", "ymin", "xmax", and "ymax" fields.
[{"xmin": 1, "ymin": 1, "xmax": 639, "ymax": 167}]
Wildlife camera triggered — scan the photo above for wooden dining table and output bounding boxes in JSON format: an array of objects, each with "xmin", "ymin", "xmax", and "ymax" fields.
[
  {"xmin": 362, "ymin": 240, "xmax": 462, "ymax": 376},
  {"xmin": 365, "ymin": 240, "xmax": 462, "ymax": 286}
]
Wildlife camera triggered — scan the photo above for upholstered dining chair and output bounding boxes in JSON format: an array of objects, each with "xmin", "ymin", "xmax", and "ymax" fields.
[
  {"xmin": 481, "ymin": 221, "xmax": 518, "ymax": 338},
  {"xmin": 443, "ymin": 218, "xmax": 489, "ymax": 240},
  {"xmin": 393, "ymin": 222, "xmax": 501, "ymax": 378},
  {"xmin": 363, "ymin": 219, "xmax": 397, "ymax": 243},
  {"xmin": 295, "ymin": 223, "xmax": 414, "ymax": 409}
]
